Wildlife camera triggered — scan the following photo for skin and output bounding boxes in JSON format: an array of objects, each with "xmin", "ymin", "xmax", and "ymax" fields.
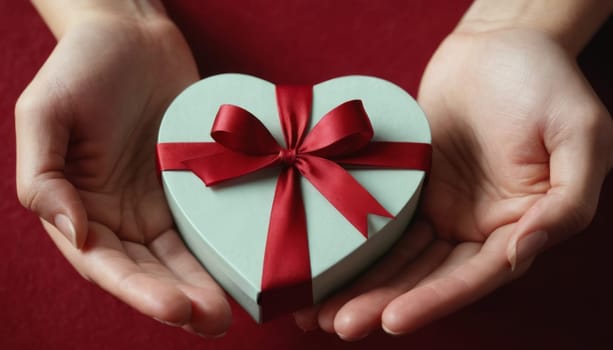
[
  {"xmin": 294, "ymin": 0, "xmax": 613, "ymax": 340},
  {"xmin": 16, "ymin": 0, "xmax": 231, "ymax": 337},
  {"xmin": 15, "ymin": 0, "xmax": 613, "ymax": 341}
]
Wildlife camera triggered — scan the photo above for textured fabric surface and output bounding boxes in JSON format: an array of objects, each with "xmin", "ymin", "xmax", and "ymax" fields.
[{"xmin": 1, "ymin": 1, "xmax": 611, "ymax": 349}]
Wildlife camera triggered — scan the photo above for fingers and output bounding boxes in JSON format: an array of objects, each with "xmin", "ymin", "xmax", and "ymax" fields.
[
  {"xmin": 148, "ymin": 231, "xmax": 232, "ymax": 336},
  {"xmin": 318, "ymin": 222, "xmax": 435, "ymax": 329},
  {"xmin": 293, "ymin": 305, "xmax": 321, "ymax": 332},
  {"xmin": 44, "ymin": 221, "xmax": 231, "ymax": 337},
  {"xmin": 47, "ymin": 221, "xmax": 193, "ymax": 323},
  {"xmin": 293, "ymin": 221, "xmax": 435, "ymax": 336},
  {"xmin": 298, "ymin": 223, "xmax": 532, "ymax": 339},
  {"xmin": 508, "ymin": 106, "xmax": 613, "ymax": 269},
  {"xmin": 15, "ymin": 89, "xmax": 88, "ymax": 248},
  {"xmin": 332, "ymin": 240, "xmax": 451, "ymax": 340},
  {"xmin": 381, "ymin": 224, "xmax": 531, "ymax": 335}
]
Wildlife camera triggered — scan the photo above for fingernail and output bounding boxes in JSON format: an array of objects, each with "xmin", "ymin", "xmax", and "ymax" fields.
[
  {"xmin": 337, "ymin": 331, "xmax": 370, "ymax": 341},
  {"xmin": 194, "ymin": 331, "xmax": 227, "ymax": 339},
  {"xmin": 54, "ymin": 214, "xmax": 76, "ymax": 246},
  {"xmin": 294, "ymin": 318, "xmax": 319, "ymax": 332},
  {"xmin": 296, "ymin": 323, "xmax": 318, "ymax": 332},
  {"xmin": 382, "ymin": 323, "xmax": 402, "ymax": 336},
  {"xmin": 153, "ymin": 317, "xmax": 183, "ymax": 327},
  {"xmin": 183, "ymin": 325, "xmax": 227, "ymax": 339},
  {"xmin": 510, "ymin": 231, "xmax": 548, "ymax": 271},
  {"xmin": 204, "ymin": 331, "xmax": 227, "ymax": 339}
]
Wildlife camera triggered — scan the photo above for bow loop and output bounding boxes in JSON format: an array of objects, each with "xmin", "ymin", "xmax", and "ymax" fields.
[
  {"xmin": 211, "ymin": 104, "xmax": 281, "ymax": 155},
  {"xmin": 300, "ymin": 100, "xmax": 373, "ymax": 158}
]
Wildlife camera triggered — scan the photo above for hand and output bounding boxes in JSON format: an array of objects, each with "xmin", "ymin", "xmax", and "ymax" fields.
[
  {"xmin": 294, "ymin": 21, "xmax": 613, "ymax": 340},
  {"xmin": 15, "ymin": 7, "xmax": 231, "ymax": 337}
]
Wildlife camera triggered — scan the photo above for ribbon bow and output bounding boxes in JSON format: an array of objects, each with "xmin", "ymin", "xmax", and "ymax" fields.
[{"xmin": 157, "ymin": 85, "xmax": 431, "ymax": 320}]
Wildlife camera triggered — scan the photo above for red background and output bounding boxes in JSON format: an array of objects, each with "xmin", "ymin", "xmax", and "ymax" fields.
[{"xmin": 1, "ymin": 1, "xmax": 612, "ymax": 349}]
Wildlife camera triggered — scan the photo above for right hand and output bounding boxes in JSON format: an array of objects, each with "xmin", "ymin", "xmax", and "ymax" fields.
[
  {"xmin": 294, "ymin": 19, "xmax": 613, "ymax": 340},
  {"xmin": 15, "ymin": 8, "xmax": 231, "ymax": 337}
]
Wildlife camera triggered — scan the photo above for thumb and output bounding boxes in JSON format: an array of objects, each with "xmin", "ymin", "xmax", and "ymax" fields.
[
  {"xmin": 15, "ymin": 91, "xmax": 88, "ymax": 248},
  {"xmin": 507, "ymin": 109, "xmax": 613, "ymax": 270}
]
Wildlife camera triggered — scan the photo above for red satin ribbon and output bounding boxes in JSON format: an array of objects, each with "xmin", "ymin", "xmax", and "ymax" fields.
[{"xmin": 157, "ymin": 85, "xmax": 431, "ymax": 320}]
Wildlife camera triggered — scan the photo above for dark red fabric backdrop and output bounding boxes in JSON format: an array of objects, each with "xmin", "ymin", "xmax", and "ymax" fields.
[{"xmin": 1, "ymin": 1, "xmax": 611, "ymax": 349}]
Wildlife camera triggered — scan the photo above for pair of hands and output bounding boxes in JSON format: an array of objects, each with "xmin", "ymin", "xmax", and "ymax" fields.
[{"xmin": 15, "ymin": 11, "xmax": 613, "ymax": 339}]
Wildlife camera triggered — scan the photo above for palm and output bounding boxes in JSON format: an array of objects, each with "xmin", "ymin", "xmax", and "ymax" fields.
[
  {"xmin": 423, "ymin": 30, "xmax": 554, "ymax": 243},
  {"xmin": 58, "ymin": 20, "xmax": 195, "ymax": 244},
  {"xmin": 17, "ymin": 16, "xmax": 230, "ymax": 336}
]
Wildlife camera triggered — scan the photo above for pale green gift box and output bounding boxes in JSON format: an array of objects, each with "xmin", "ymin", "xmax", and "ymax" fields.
[{"xmin": 157, "ymin": 74, "xmax": 431, "ymax": 322}]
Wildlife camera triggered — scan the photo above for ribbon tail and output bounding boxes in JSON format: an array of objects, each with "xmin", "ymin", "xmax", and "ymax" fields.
[
  {"xmin": 259, "ymin": 167, "xmax": 313, "ymax": 321},
  {"xmin": 297, "ymin": 156, "xmax": 393, "ymax": 238}
]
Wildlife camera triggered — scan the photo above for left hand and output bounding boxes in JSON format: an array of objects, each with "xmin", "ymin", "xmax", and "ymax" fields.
[
  {"xmin": 15, "ymin": 8, "xmax": 231, "ymax": 337},
  {"xmin": 293, "ymin": 24, "xmax": 613, "ymax": 340}
]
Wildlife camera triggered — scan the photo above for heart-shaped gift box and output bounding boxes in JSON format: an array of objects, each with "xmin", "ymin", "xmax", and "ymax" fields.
[{"xmin": 157, "ymin": 74, "xmax": 431, "ymax": 322}]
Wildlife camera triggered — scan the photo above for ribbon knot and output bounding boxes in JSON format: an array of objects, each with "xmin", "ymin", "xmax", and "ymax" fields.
[
  {"xmin": 157, "ymin": 84, "xmax": 432, "ymax": 321},
  {"xmin": 278, "ymin": 148, "xmax": 297, "ymax": 165}
]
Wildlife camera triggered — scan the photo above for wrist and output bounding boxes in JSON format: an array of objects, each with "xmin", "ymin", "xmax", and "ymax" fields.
[
  {"xmin": 455, "ymin": 0, "xmax": 613, "ymax": 56},
  {"xmin": 31, "ymin": 0, "xmax": 168, "ymax": 38}
]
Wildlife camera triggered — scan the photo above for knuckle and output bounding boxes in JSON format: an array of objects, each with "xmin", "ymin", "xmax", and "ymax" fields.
[
  {"xmin": 14, "ymin": 86, "xmax": 63, "ymax": 124},
  {"xmin": 572, "ymin": 102, "xmax": 613, "ymax": 173},
  {"xmin": 14, "ymin": 92, "xmax": 43, "ymax": 121},
  {"xmin": 579, "ymin": 103, "xmax": 610, "ymax": 139},
  {"xmin": 566, "ymin": 199, "xmax": 595, "ymax": 232},
  {"xmin": 16, "ymin": 178, "xmax": 52, "ymax": 218},
  {"xmin": 16, "ymin": 180, "xmax": 39, "ymax": 212},
  {"xmin": 601, "ymin": 115, "xmax": 613, "ymax": 170}
]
